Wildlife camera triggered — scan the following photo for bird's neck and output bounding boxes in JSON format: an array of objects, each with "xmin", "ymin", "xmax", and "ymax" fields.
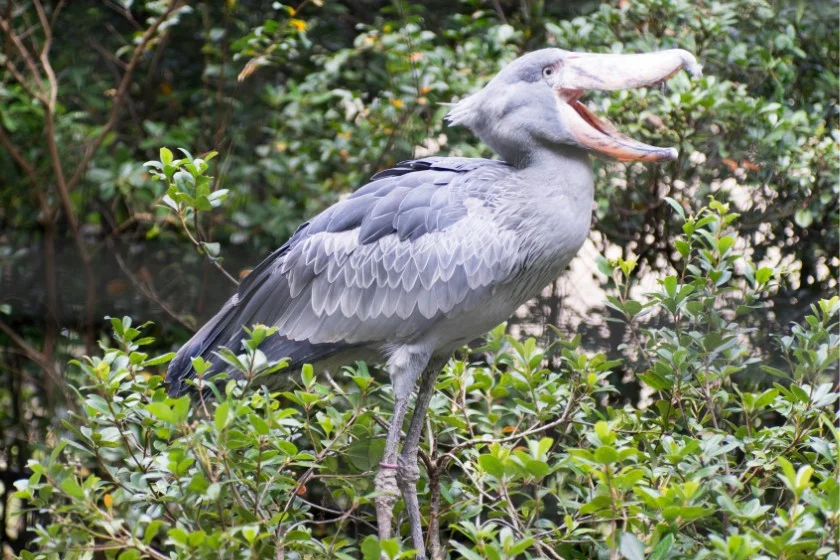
[
  {"xmin": 505, "ymin": 144, "xmax": 595, "ymax": 274},
  {"xmin": 510, "ymin": 143, "xmax": 595, "ymax": 238},
  {"xmin": 513, "ymin": 143, "xmax": 588, "ymax": 168},
  {"xmin": 512, "ymin": 144, "xmax": 594, "ymax": 198}
]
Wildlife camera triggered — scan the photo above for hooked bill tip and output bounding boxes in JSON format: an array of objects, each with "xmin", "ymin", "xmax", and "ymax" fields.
[
  {"xmin": 687, "ymin": 62, "xmax": 703, "ymax": 79},
  {"xmin": 678, "ymin": 51, "xmax": 703, "ymax": 79}
]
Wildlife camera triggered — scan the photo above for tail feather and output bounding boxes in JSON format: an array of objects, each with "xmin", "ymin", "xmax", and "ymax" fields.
[
  {"xmin": 166, "ymin": 295, "xmax": 347, "ymax": 396},
  {"xmin": 166, "ymin": 296, "xmax": 241, "ymax": 396}
]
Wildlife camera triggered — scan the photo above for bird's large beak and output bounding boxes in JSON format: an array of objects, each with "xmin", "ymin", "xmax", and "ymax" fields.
[{"xmin": 555, "ymin": 49, "xmax": 702, "ymax": 162}]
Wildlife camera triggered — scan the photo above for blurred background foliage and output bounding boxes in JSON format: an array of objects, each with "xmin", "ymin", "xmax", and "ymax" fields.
[{"xmin": 0, "ymin": 0, "xmax": 837, "ymax": 557}]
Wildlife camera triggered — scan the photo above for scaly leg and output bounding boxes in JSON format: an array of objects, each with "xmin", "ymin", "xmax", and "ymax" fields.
[
  {"xmin": 397, "ymin": 360, "xmax": 444, "ymax": 560},
  {"xmin": 375, "ymin": 394, "xmax": 410, "ymax": 540}
]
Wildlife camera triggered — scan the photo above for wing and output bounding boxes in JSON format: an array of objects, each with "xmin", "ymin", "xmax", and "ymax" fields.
[
  {"xmin": 167, "ymin": 157, "xmax": 519, "ymax": 394},
  {"xmin": 272, "ymin": 157, "xmax": 519, "ymax": 343}
]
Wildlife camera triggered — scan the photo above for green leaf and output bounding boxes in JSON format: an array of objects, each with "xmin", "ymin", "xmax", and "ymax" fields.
[
  {"xmin": 663, "ymin": 197, "xmax": 686, "ymax": 220},
  {"xmin": 639, "ymin": 371, "xmax": 673, "ymax": 391},
  {"xmin": 649, "ymin": 534, "xmax": 674, "ymax": 560},
  {"xmin": 168, "ymin": 527, "xmax": 188, "ymax": 545},
  {"xmin": 478, "ymin": 454, "xmax": 505, "ymax": 479},
  {"xmin": 620, "ymin": 533, "xmax": 645, "ymax": 560},
  {"xmin": 301, "ymin": 363, "xmax": 315, "ymax": 387},
  {"xmin": 59, "ymin": 477, "xmax": 84, "ymax": 499},
  {"xmin": 451, "ymin": 543, "xmax": 486, "ymax": 560},
  {"xmin": 507, "ymin": 536, "xmax": 534, "ymax": 556},
  {"xmin": 380, "ymin": 538, "xmax": 399, "ymax": 558},
  {"xmin": 241, "ymin": 525, "xmax": 258, "ymax": 544},
  {"xmin": 142, "ymin": 352, "xmax": 175, "ymax": 367},
  {"xmin": 347, "ymin": 437, "xmax": 385, "ymax": 471},
  {"xmin": 171, "ymin": 396, "xmax": 191, "ymax": 424},
  {"xmin": 145, "ymin": 402, "xmax": 175, "ymax": 424},
  {"xmin": 755, "ymin": 267, "xmax": 773, "ymax": 284},
  {"xmin": 718, "ymin": 235, "xmax": 735, "ymax": 254},
  {"xmin": 794, "ymin": 208, "xmax": 813, "ymax": 228},
  {"xmin": 594, "ymin": 446, "xmax": 619, "ymax": 465},
  {"xmin": 676, "ymin": 506, "xmax": 710, "ymax": 521},
  {"xmin": 361, "ymin": 535, "xmax": 380, "ymax": 560},
  {"xmin": 144, "ymin": 520, "xmax": 164, "ymax": 544},
  {"xmin": 215, "ymin": 401, "xmax": 231, "ymax": 431},
  {"xmin": 674, "ymin": 239, "xmax": 690, "ymax": 258},
  {"xmin": 202, "ymin": 242, "xmax": 220, "ymax": 258},
  {"xmin": 580, "ymin": 495, "xmax": 612, "ymax": 515},
  {"xmin": 249, "ymin": 414, "xmax": 269, "ymax": 435},
  {"xmin": 160, "ymin": 147, "xmax": 173, "ymax": 166},
  {"xmin": 524, "ymin": 459, "xmax": 550, "ymax": 479},
  {"xmin": 594, "ymin": 421, "xmax": 615, "ymax": 445},
  {"xmin": 760, "ymin": 365, "xmax": 789, "ymax": 378}
]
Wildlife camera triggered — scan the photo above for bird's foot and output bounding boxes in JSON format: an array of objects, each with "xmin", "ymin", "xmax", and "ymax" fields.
[{"xmin": 374, "ymin": 463, "xmax": 400, "ymax": 540}]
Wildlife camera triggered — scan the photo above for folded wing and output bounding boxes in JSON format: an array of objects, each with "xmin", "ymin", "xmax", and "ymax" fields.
[{"xmin": 167, "ymin": 157, "xmax": 519, "ymax": 395}]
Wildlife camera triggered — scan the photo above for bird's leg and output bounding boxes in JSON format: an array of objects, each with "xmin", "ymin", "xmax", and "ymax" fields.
[
  {"xmin": 397, "ymin": 361, "xmax": 444, "ymax": 560},
  {"xmin": 375, "ymin": 393, "xmax": 410, "ymax": 541}
]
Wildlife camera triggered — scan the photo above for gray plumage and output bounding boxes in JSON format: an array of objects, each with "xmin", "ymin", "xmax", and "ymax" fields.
[
  {"xmin": 166, "ymin": 156, "xmax": 567, "ymax": 395},
  {"xmin": 165, "ymin": 46, "xmax": 700, "ymax": 557}
]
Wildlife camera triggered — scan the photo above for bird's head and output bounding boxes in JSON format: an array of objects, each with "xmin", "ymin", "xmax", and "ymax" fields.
[{"xmin": 447, "ymin": 48, "xmax": 702, "ymax": 166}]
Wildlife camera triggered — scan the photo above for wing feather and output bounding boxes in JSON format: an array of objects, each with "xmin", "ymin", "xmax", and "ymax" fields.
[{"xmin": 167, "ymin": 157, "xmax": 520, "ymax": 393}]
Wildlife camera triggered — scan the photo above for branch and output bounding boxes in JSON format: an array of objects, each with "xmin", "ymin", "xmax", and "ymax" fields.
[
  {"xmin": 177, "ymin": 212, "xmax": 239, "ymax": 286},
  {"xmin": 0, "ymin": 12, "xmax": 45, "ymax": 97},
  {"xmin": 0, "ymin": 319, "xmax": 50, "ymax": 373},
  {"xmin": 0, "ymin": 123, "xmax": 38, "ymax": 181},
  {"xmin": 32, "ymin": 0, "xmax": 59, "ymax": 109},
  {"xmin": 0, "ymin": 318, "xmax": 72, "ymax": 404},
  {"xmin": 444, "ymin": 403, "xmax": 573, "ymax": 456},
  {"xmin": 437, "ymin": 383, "xmax": 580, "ymax": 473},
  {"xmin": 0, "ymin": 16, "xmax": 46, "ymax": 102},
  {"xmin": 65, "ymin": 1, "xmax": 182, "ymax": 193},
  {"xmin": 32, "ymin": 1, "xmax": 96, "ymax": 345},
  {"xmin": 108, "ymin": 240, "xmax": 196, "ymax": 332}
]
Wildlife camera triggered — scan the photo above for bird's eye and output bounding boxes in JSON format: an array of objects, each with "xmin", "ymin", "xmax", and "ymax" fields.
[{"xmin": 542, "ymin": 66, "xmax": 555, "ymax": 79}]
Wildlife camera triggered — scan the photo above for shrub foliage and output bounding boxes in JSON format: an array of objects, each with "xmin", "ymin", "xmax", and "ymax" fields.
[{"xmin": 15, "ymin": 201, "xmax": 839, "ymax": 559}]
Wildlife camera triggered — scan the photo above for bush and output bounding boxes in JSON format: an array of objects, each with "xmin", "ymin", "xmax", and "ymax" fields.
[{"xmin": 15, "ymin": 201, "xmax": 839, "ymax": 559}]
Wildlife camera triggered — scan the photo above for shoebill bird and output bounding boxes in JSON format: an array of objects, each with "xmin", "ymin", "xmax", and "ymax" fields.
[{"xmin": 167, "ymin": 48, "xmax": 701, "ymax": 557}]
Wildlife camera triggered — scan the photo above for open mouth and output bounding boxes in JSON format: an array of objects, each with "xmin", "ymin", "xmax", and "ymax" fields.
[{"xmin": 558, "ymin": 88, "xmax": 678, "ymax": 162}]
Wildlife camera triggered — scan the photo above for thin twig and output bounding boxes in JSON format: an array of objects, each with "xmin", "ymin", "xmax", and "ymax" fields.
[
  {"xmin": 108, "ymin": 240, "xmax": 195, "ymax": 331},
  {"xmin": 0, "ymin": 318, "xmax": 72, "ymax": 404},
  {"xmin": 442, "ymin": 394, "xmax": 575, "ymax": 458},
  {"xmin": 177, "ymin": 212, "xmax": 239, "ymax": 285},
  {"xmin": 65, "ymin": 1, "xmax": 183, "ymax": 193}
]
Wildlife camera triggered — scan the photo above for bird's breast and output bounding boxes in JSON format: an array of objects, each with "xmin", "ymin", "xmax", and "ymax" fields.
[{"xmin": 504, "ymin": 177, "xmax": 595, "ymax": 304}]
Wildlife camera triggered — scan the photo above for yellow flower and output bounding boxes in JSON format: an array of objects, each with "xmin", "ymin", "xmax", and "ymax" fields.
[
  {"xmin": 103, "ymin": 494, "xmax": 113, "ymax": 509},
  {"xmin": 390, "ymin": 99, "xmax": 404, "ymax": 109},
  {"xmin": 289, "ymin": 18, "xmax": 307, "ymax": 32}
]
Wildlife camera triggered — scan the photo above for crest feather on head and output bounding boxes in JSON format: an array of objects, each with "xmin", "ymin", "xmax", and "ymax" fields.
[{"xmin": 445, "ymin": 91, "xmax": 483, "ymax": 127}]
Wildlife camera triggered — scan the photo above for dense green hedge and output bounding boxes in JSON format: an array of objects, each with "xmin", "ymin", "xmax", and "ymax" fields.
[{"xmin": 15, "ymin": 200, "xmax": 839, "ymax": 558}]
